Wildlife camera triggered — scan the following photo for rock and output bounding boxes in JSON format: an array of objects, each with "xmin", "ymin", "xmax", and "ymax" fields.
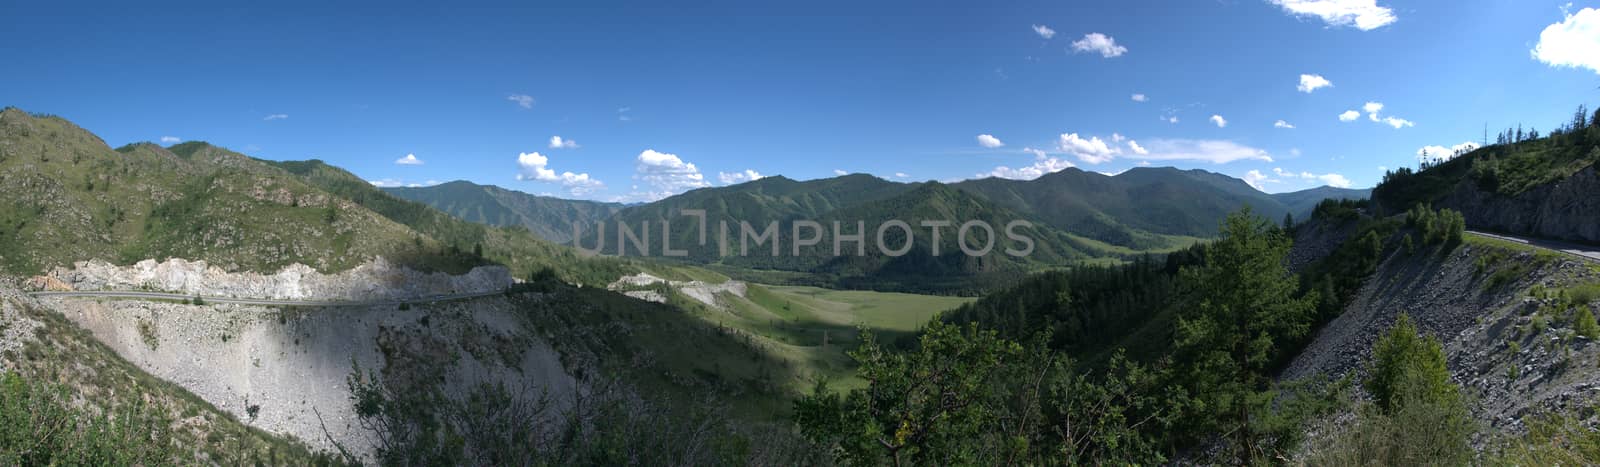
[
  {"xmin": 49, "ymin": 257, "xmax": 513, "ymax": 301},
  {"xmin": 608, "ymin": 273, "xmax": 748, "ymax": 309},
  {"xmin": 1426, "ymin": 164, "xmax": 1600, "ymax": 244}
]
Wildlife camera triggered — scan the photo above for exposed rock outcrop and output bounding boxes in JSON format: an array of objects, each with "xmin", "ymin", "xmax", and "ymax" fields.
[
  {"xmin": 49, "ymin": 257, "xmax": 514, "ymax": 301},
  {"xmin": 608, "ymin": 273, "xmax": 747, "ymax": 308},
  {"xmin": 1434, "ymin": 164, "xmax": 1600, "ymax": 244},
  {"xmin": 1283, "ymin": 238, "xmax": 1600, "ymax": 436},
  {"xmin": 45, "ymin": 294, "xmax": 576, "ymax": 461}
]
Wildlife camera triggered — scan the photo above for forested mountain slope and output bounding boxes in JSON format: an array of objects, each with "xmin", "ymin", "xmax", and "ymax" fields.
[
  {"xmin": 1373, "ymin": 110, "xmax": 1600, "ymax": 243},
  {"xmin": 0, "ymin": 108, "xmax": 450, "ymax": 275},
  {"xmin": 384, "ymin": 180, "xmax": 622, "ymax": 244}
]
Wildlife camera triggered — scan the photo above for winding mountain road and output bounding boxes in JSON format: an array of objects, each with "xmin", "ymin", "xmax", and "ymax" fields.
[
  {"xmin": 25, "ymin": 289, "xmax": 510, "ymax": 307},
  {"xmin": 1466, "ymin": 230, "xmax": 1600, "ymax": 263}
]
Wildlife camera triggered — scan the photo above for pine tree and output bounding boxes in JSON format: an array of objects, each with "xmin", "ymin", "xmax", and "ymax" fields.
[
  {"xmin": 1173, "ymin": 209, "xmax": 1314, "ymax": 462},
  {"xmin": 1365, "ymin": 314, "xmax": 1458, "ymax": 413}
]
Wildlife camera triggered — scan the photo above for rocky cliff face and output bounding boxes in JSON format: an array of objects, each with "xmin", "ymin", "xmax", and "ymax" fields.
[
  {"xmin": 1435, "ymin": 164, "xmax": 1600, "ymax": 243},
  {"xmin": 45, "ymin": 293, "xmax": 577, "ymax": 460},
  {"xmin": 47, "ymin": 257, "xmax": 514, "ymax": 301},
  {"xmin": 1284, "ymin": 238, "xmax": 1600, "ymax": 437}
]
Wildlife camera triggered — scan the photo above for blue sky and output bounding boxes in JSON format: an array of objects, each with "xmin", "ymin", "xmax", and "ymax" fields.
[{"xmin": 3, "ymin": 0, "xmax": 1598, "ymax": 201}]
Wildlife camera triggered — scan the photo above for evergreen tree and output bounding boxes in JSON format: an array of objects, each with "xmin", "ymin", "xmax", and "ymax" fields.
[
  {"xmin": 1365, "ymin": 314, "xmax": 1457, "ymax": 413},
  {"xmin": 1172, "ymin": 209, "xmax": 1315, "ymax": 462}
]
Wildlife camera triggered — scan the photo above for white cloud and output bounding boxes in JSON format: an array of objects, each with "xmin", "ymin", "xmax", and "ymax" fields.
[
  {"xmin": 1058, "ymin": 133, "xmax": 1119, "ymax": 164},
  {"xmin": 617, "ymin": 107, "xmax": 634, "ymax": 122},
  {"xmin": 1269, "ymin": 167, "xmax": 1354, "ymax": 188},
  {"xmin": 1268, "ymin": 0, "xmax": 1397, "ymax": 31},
  {"xmin": 1297, "ymin": 74, "xmax": 1333, "ymax": 93},
  {"xmin": 394, "ymin": 153, "xmax": 424, "ymax": 165},
  {"xmin": 1274, "ymin": 120, "xmax": 1296, "ymax": 129},
  {"xmin": 1111, "ymin": 133, "xmax": 1126, "ymax": 142},
  {"xmin": 1032, "ymin": 24, "xmax": 1056, "ymax": 39},
  {"xmin": 833, "ymin": 169, "xmax": 848, "ymax": 176},
  {"xmin": 548, "ymin": 136, "xmax": 579, "ymax": 149},
  {"xmin": 984, "ymin": 151, "xmax": 1076, "ymax": 180},
  {"xmin": 976, "ymin": 134, "xmax": 1005, "ymax": 148},
  {"xmin": 1131, "ymin": 93, "xmax": 1148, "ymax": 102},
  {"xmin": 1340, "ymin": 102, "xmax": 1414, "ymax": 128},
  {"xmin": 508, "ymin": 94, "xmax": 535, "ymax": 109},
  {"xmin": 1209, "ymin": 115, "xmax": 1228, "ymax": 128},
  {"xmin": 1165, "ymin": 116, "xmax": 1179, "ymax": 124},
  {"xmin": 1126, "ymin": 139, "xmax": 1273, "ymax": 164},
  {"xmin": 1416, "ymin": 141, "xmax": 1482, "ymax": 162},
  {"xmin": 1532, "ymin": 7, "xmax": 1600, "ymax": 74},
  {"xmin": 1070, "ymin": 33, "xmax": 1128, "ymax": 58},
  {"xmin": 894, "ymin": 172, "xmax": 910, "ymax": 179},
  {"xmin": 718, "ymin": 169, "xmax": 765, "ymax": 185},
  {"xmin": 1363, "ymin": 101, "xmax": 1384, "ymax": 121},
  {"xmin": 1382, "ymin": 116, "xmax": 1414, "ymax": 129},
  {"xmin": 160, "ymin": 136, "xmax": 180, "ymax": 143},
  {"xmin": 630, "ymin": 149, "xmax": 709, "ymax": 200},
  {"xmin": 1316, "ymin": 173, "xmax": 1353, "ymax": 188},
  {"xmin": 263, "ymin": 114, "xmax": 288, "ymax": 121},
  {"xmin": 370, "ymin": 179, "xmax": 440, "ymax": 188},
  {"xmin": 516, "ymin": 151, "xmax": 604, "ymax": 196},
  {"xmin": 1127, "ymin": 140, "xmax": 1149, "ymax": 155},
  {"xmin": 1243, "ymin": 170, "xmax": 1275, "ymax": 190}
]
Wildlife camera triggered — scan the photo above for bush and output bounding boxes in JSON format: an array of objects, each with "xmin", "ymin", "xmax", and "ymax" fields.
[
  {"xmin": 1406, "ymin": 205, "xmax": 1465, "ymax": 247},
  {"xmin": 1576, "ymin": 306, "xmax": 1599, "ymax": 340},
  {"xmin": 1306, "ymin": 315, "xmax": 1473, "ymax": 465},
  {"xmin": 0, "ymin": 372, "xmax": 177, "ymax": 465},
  {"xmin": 1566, "ymin": 283, "xmax": 1600, "ymax": 306},
  {"xmin": 1364, "ymin": 314, "xmax": 1459, "ymax": 414},
  {"xmin": 1496, "ymin": 410, "xmax": 1600, "ymax": 464}
]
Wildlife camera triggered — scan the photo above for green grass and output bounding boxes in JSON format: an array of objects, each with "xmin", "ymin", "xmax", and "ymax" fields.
[
  {"xmin": 1565, "ymin": 283, "xmax": 1600, "ymax": 306},
  {"xmin": 691, "ymin": 283, "xmax": 974, "ymax": 391},
  {"xmin": 1465, "ymin": 235, "xmax": 1562, "ymax": 292}
]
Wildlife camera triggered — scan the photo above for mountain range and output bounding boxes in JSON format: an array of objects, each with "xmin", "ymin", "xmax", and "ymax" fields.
[
  {"xmin": 389, "ymin": 167, "xmax": 1367, "ymax": 291},
  {"xmin": 0, "ymin": 106, "xmax": 1366, "ymax": 293}
]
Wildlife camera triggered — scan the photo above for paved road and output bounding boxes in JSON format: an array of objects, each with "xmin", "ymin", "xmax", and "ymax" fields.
[
  {"xmin": 1466, "ymin": 230, "xmax": 1600, "ymax": 262},
  {"xmin": 26, "ymin": 289, "xmax": 510, "ymax": 307}
]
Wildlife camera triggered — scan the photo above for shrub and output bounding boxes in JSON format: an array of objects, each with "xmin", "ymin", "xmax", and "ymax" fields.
[
  {"xmin": 1496, "ymin": 410, "xmax": 1600, "ymax": 464},
  {"xmin": 1566, "ymin": 283, "xmax": 1600, "ymax": 306},
  {"xmin": 1305, "ymin": 314, "xmax": 1473, "ymax": 465},
  {"xmin": 137, "ymin": 319, "xmax": 159, "ymax": 350},
  {"xmin": 1364, "ymin": 314, "xmax": 1459, "ymax": 414},
  {"xmin": 1576, "ymin": 306, "xmax": 1599, "ymax": 340},
  {"xmin": 0, "ymin": 372, "xmax": 177, "ymax": 464}
]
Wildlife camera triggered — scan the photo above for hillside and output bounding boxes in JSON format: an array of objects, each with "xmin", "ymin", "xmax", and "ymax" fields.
[
  {"xmin": 383, "ymin": 180, "xmax": 622, "ymax": 244},
  {"xmin": 1372, "ymin": 115, "xmax": 1600, "ymax": 243},
  {"xmin": 0, "ymin": 284, "xmax": 338, "ymax": 464},
  {"xmin": 0, "ymin": 108, "xmax": 461, "ymax": 275},
  {"xmin": 950, "ymin": 167, "xmax": 1296, "ymax": 246},
  {"xmin": 1271, "ymin": 185, "xmax": 1371, "ymax": 221},
  {"xmin": 591, "ymin": 179, "xmax": 1186, "ymax": 293},
  {"xmin": 267, "ymin": 159, "xmax": 634, "ymax": 286}
]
